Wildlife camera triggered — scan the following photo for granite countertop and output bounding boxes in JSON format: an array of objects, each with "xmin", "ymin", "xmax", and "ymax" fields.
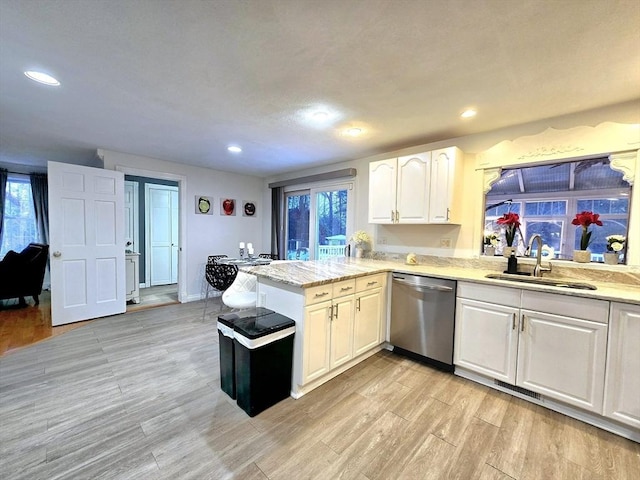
[{"xmin": 243, "ymin": 258, "xmax": 640, "ymax": 305}]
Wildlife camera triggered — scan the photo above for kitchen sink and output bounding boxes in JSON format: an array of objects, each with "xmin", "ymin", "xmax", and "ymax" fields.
[{"xmin": 485, "ymin": 273, "xmax": 597, "ymax": 290}]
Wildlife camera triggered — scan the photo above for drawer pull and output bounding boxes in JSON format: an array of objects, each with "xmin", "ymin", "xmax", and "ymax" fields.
[
  {"xmin": 340, "ymin": 286, "xmax": 353, "ymax": 291},
  {"xmin": 314, "ymin": 292, "xmax": 329, "ymax": 298},
  {"xmin": 367, "ymin": 281, "xmax": 378, "ymax": 286}
]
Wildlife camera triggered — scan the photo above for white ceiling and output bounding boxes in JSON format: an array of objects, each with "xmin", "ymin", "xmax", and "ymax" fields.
[{"xmin": 1, "ymin": 0, "xmax": 639, "ymax": 177}]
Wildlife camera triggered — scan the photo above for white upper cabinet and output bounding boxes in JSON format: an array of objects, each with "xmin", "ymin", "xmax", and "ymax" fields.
[
  {"xmin": 396, "ymin": 153, "xmax": 431, "ymax": 223},
  {"xmin": 368, "ymin": 158, "xmax": 398, "ymax": 224},
  {"xmin": 368, "ymin": 147, "xmax": 462, "ymax": 224},
  {"xmin": 429, "ymin": 147, "xmax": 463, "ymax": 223}
]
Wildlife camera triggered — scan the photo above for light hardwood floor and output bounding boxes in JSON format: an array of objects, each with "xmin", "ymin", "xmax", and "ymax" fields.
[
  {"xmin": 0, "ymin": 285, "xmax": 178, "ymax": 356},
  {"xmin": 1, "ymin": 300, "xmax": 638, "ymax": 479}
]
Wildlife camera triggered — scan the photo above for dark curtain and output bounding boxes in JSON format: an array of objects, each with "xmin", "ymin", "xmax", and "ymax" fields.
[
  {"xmin": 29, "ymin": 173, "xmax": 49, "ymax": 245},
  {"xmin": 271, "ymin": 187, "xmax": 283, "ymax": 260},
  {"xmin": 0, "ymin": 169, "xmax": 7, "ymax": 248},
  {"xmin": 30, "ymin": 173, "xmax": 50, "ymax": 288}
]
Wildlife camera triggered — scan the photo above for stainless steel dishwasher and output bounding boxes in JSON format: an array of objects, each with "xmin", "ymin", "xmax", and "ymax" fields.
[{"xmin": 390, "ymin": 273, "xmax": 456, "ymax": 371}]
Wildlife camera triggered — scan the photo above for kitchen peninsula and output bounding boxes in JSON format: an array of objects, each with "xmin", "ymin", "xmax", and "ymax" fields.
[{"xmin": 244, "ymin": 257, "xmax": 640, "ymax": 441}]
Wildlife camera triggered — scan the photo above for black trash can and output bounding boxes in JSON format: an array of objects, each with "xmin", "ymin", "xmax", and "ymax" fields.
[
  {"xmin": 217, "ymin": 308, "xmax": 273, "ymax": 399},
  {"xmin": 233, "ymin": 312, "xmax": 296, "ymax": 417}
]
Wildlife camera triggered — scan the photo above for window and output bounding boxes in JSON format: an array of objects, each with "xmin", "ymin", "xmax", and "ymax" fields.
[
  {"xmin": 484, "ymin": 158, "xmax": 631, "ymax": 263},
  {"xmin": 1, "ymin": 175, "xmax": 38, "ymax": 257},
  {"xmin": 284, "ymin": 182, "xmax": 354, "ymax": 261}
]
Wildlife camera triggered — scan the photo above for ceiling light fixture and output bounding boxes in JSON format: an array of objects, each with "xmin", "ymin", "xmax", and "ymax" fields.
[
  {"xmin": 227, "ymin": 146, "xmax": 242, "ymax": 153},
  {"xmin": 24, "ymin": 70, "xmax": 60, "ymax": 86},
  {"xmin": 312, "ymin": 111, "xmax": 329, "ymax": 121},
  {"xmin": 346, "ymin": 127, "xmax": 363, "ymax": 137},
  {"xmin": 461, "ymin": 109, "xmax": 477, "ymax": 118}
]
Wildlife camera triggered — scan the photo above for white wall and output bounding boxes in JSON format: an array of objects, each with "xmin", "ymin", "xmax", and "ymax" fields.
[
  {"xmin": 101, "ymin": 149, "xmax": 265, "ymax": 301},
  {"xmin": 262, "ymin": 100, "xmax": 640, "ymax": 263}
]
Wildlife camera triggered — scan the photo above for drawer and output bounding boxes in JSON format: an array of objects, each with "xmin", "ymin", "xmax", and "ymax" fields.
[
  {"xmin": 458, "ymin": 281, "xmax": 521, "ymax": 306},
  {"xmin": 521, "ymin": 290, "xmax": 609, "ymax": 324},
  {"xmin": 333, "ymin": 279, "xmax": 356, "ymax": 297},
  {"xmin": 305, "ymin": 284, "xmax": 333, "ymax": 305},
  {"xmin": 356, "ymin": 273, "xmax": 386, "ymax": 292}
]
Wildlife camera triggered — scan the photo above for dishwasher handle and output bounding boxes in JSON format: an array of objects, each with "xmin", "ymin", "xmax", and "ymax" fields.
[{"xmin": 393, "ymin": 277, "xmax": 454, "ymax": 292}]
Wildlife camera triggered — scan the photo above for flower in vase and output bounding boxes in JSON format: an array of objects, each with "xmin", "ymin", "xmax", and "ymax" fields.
[
  {"xmin": 349, "ymin": 230, "xmax": 371, "ymax": 247},
  {"xmin": 483, "ymin": 230, "xmax": 499, "ymax": 247},
  {"xmin": 572, "ymin": 211, "xmax": 602, "ymax": 250},
  {"xmin": 496, "ymin": 212, "xmax": 520, "ymax": 247},
  {"xmin": 606, "ymin": 234, "xmax": 626, "ymax": 252}
]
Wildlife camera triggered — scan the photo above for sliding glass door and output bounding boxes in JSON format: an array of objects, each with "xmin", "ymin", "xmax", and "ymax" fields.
[
  {"xmin": 285, "ymin": 191, "xmax": 310, "ymax": 260},
  {"xmin": 285, "ymin": 182, "xmax": 353, "ymax": 261}
]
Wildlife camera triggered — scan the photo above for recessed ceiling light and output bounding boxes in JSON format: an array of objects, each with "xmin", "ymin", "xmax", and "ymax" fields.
[
  {"xmin": 227, "ymin": 146, "xmax": 242, "ymax": 153},
  {"xmin": 24, "ymin": 70, "xmax": 60, "ymax": 86},
  {"xmin": 461, "ymin": 109, "xmax": 477, "ymax": 118},
  {"xmin": 312, "ymin": 111, "xmax": 329, "ymax": 121},
  {"xmin": 346, "ymin": 127, "xmax": 363, "ymax": 137}
]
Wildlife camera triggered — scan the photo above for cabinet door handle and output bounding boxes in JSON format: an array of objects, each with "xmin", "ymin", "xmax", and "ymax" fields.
[
  {"xmin": 395, "ymin": 210, "xmax": 399, "ymax": 222},
  {"xmin": 356, "ymin": 297, "xmax": 361, "ymax": 311},
  {"xmin": 328, "ymin": 304, "xmax": 333, "ymax": 320},
  {"xmin": 446, "ymin": 208, "xmax": 450, "ymax": 222},
  {"xmin": 521, "ymin": 314, "xmax": 526, "ymax": 332},
  {"xmin": 391, "ymin": 210, "xmax": 394, "ymax": 222},
  {"xmin": 334, "ymin": 303, "xmax": 339, "ymax": 319},
  {"xmin": 512, "ymin": 313, "xmax": 516, "ymax": 330}
]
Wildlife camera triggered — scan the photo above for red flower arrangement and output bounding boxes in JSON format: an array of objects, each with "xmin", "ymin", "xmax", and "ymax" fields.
[
  {"xmin": 572, "ymin": 211, "xmax": 602, "ymax": 250},
  {"xmin": 496, "ymin": 212, "xmax": 521, "ymax": 246}
]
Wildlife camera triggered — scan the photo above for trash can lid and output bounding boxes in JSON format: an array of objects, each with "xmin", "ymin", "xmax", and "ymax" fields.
[
  {"xmin": 233, "ymin": 312, "xmax": 295, "ymax": 340},
  {"xmin": 218, "ymin": 307, "xmax": 274, "ymax": 328}
]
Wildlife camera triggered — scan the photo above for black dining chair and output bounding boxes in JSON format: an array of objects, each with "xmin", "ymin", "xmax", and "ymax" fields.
[
  {"xmin": 203, "ymin": 263, "xmax": 238, "ymax": 319},
  {"xmin": 207, "ymin": 254, "xmax": 228, "ymax": 264}
]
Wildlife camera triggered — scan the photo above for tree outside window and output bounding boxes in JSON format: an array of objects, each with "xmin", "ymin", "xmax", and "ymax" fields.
[{"xmin": 1, "ymin": 177, "xmax": 38, "ymax": 257}]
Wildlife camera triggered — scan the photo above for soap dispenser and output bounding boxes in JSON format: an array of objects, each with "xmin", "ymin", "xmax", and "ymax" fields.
[{"xmin": 507, "ymin": 250, "xmax": 518, "ymax": 274}]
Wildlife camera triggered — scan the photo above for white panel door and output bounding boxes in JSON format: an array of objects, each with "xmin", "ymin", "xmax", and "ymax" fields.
[
  {"xmin": 368, "ymin": 159, "xmax": 397, "ymax": 224},
  {"xmin": 146, "ymin": 184, "xmax": 178, "ymax": 286},
  {"xmin": 454, "ymin": 298, "xmax": 519, "ymax": 384},
  {"xmin": 604, "ymin": 303, "xmax": 640, "ymax": 428},
  {"xmin": 48, "ymin": 161, "xmax": 125, "ymax": 325},
  {"xmin": 517, "ymin": 310, "xmax": 607, "ymax": 413},
  {"xmin": 396, "ymin": 153, "xmax": 430, "ymax": 223}
]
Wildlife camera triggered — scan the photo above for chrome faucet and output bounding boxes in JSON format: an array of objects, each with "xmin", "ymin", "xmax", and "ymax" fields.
[{"xmin": 526, "ymin": 234, "xmax": 552, "ymax": 277}]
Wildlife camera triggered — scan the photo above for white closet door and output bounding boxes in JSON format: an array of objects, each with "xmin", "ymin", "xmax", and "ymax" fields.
[{"xmin": 146, "ymin": 184, "xmax": 178, "ymax": 286}]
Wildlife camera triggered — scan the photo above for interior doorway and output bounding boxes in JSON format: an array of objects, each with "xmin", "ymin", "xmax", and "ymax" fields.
[{"xmin": 118, "ymin": 166, "xmax": 187, "ymax": 308}]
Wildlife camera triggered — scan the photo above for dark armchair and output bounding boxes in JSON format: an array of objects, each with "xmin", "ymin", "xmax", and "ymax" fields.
[{"xmin": 0, "ymin": 243, "xmax": 49, "ymax": 306}]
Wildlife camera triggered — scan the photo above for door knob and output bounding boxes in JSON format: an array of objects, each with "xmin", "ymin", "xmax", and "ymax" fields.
[{"xmin": 53, "ymin": 251, "xmax": 62, "ymax": 257}]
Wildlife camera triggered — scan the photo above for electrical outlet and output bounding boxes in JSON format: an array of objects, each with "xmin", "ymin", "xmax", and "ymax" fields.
[
  {"xmin": 378, "ymin": 236, "xmax": 388, "ymax": 245},
  {"xmin": 440, "ymin": 238, "xmax": 451, "ymax": 248}
]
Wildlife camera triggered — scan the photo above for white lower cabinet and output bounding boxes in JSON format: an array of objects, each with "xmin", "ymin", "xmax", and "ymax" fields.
[
  {"xmin": 603, "ymin": 302, "xmax": 640, "ymax": 429},
  {"xmin": 301, "ymin": 275, "xmax": 386, "ymax": 387},
  {"xmin": 302, "ymin": 299, "xmax": 332, "ymax": 383},
  {"xmin": 330, "ymin": 294, "xmax": 355, "ymax": 369},
  {"xmin": 454, "ymin": 297, "xmax": 519, "ymax": 384},
  {"xmin": 517, "ymin": 309, "xmax": 607, "ymax": 412},
  {"xmin": 455, "ymin": 283, "xmax": 609, "ymax": 414},
  {"xmin": 353, "ymin": 274, "xmax": 385, "ymax": 356}
]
